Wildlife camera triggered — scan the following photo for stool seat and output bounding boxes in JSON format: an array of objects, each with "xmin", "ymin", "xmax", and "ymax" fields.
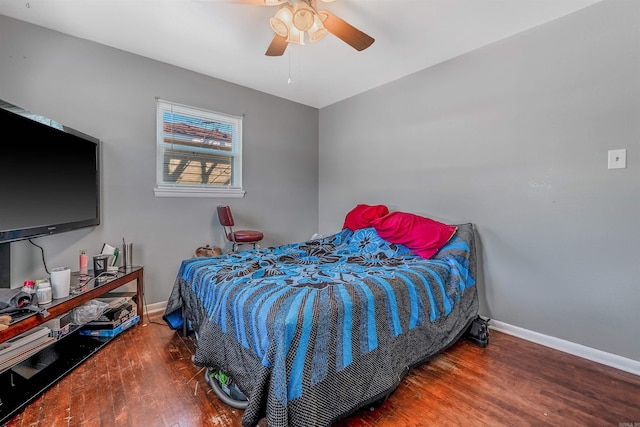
[{"xmin": 227, "ymin": 230, "xmax": 264, "ymax": 243}]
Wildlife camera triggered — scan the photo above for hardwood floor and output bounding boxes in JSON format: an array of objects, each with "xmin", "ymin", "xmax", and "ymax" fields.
[{"xmin": 6, "ymin": 313, "xmax": 640, "ymax": 427}]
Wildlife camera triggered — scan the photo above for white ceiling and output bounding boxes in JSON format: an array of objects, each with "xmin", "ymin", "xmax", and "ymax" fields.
[{"xmin": 0, "ymin": 0, "xmax": 603, "ymax": 108}]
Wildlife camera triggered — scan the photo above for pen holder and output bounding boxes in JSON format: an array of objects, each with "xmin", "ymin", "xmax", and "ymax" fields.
[
  {"xmin": 93, "ymin": 254, "xmax": 110, "ymax": 277},
  {"xmin": 122, "ymin": 243, "xmax": 133, "ymax": 269}
]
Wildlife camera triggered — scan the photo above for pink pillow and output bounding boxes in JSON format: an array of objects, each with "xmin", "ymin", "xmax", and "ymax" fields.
[
  {"xmin": 372, "ymin": 211, "xmax": 457, "ymax": 259},
  {"xmin": 343, "ymin": 204, "xmax": 390, "ymax": 231}
]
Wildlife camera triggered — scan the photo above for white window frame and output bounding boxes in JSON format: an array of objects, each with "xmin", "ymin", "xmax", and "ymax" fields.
[{"xmin": 154, "ymin": 99, "xmax": 245, "ymax": 198}]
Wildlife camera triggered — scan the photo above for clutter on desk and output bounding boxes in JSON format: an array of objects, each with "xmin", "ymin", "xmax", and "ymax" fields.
[{"xmin": 70, "ymin": 299, "xmax": 109, "ymax": 325}]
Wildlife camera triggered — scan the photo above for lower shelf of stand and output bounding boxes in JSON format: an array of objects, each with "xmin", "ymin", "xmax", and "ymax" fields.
[{"xmin": 0, "ymin": 328, "xmax": 120, "ymax": 425}]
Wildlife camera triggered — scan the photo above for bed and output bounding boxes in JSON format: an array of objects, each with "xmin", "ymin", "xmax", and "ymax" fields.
[{"xmin": 164, "ymin": 210, "xmax": 483, "ymax": 427}]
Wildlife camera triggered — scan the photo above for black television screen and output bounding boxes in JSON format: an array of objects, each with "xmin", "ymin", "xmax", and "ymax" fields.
[{"xmin": 0, "ymin": 101, "xmax": 100, "ymax": 243}]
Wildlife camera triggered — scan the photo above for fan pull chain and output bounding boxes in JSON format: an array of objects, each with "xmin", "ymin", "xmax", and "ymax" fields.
[{"xmin": 288, "ymin": 50, "xmax": 292, "ymax": 84}]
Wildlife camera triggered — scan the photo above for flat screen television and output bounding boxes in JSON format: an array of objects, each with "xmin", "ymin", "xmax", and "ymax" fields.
[{"xmin": 0, "ymin": 100, "xmax": 100, "ymax": 287}]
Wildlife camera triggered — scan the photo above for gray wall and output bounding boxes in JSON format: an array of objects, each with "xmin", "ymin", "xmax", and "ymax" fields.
[
  {"xmin": 319, "ymin": 0, "xmax": 640, "ymax": 362},
  {"xmin": 0, "ymin": 15, "xmax": 319, "ymax": 305}
]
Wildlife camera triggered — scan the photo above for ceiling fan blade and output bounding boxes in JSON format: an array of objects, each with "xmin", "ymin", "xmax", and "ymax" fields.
[
  {"xmin": 320, "ymin": 10, "xmax": 374, "ymax": 51},
  {"xmin": 265, "ymin": 34, "xmax": 288, "ymax": 56}
]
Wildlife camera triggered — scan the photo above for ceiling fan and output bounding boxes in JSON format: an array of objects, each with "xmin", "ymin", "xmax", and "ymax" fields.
[{"xmin": 236, "ymin": 0, "xmax": 375, "ymax": 56}]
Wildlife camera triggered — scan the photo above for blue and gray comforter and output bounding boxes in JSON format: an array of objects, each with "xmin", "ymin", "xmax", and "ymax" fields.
[{"xmin": 164, "ymin": 223, "xmax": 479, "ymax": 427}]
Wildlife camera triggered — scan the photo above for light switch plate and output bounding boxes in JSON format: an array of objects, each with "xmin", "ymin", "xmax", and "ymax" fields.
[{"xmin": 608, "ymin": 149, "xmax": 626, "ymax": 169}]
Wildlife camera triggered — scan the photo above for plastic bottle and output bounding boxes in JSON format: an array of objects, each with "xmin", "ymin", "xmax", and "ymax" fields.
[
  {"xmin": 79, "ymin": 250, "xmax": 89, "ymax": 276},
  {"xmin": 22, "ymin": 280, "xmax": 36, "ymax": 295},
  {"xmin": 35, "ymin": 280, "xmax": 52, "ymax": 305}
]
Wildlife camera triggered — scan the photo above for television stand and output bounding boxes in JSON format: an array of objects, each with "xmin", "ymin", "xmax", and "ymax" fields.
[{"xmin": 0, "ymin": 266, "xmax": 144, "ymax": 424}]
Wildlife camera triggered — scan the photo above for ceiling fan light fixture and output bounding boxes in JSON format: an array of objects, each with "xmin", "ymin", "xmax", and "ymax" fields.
[
  {"xmin": 292, "ymin": 2, "xmax": 315, "ymax": 31},
  {"xmin": 269, "ymin": 6, "xmax": 293, "ymax": 37},
  {"xmin": 264, "ymin": 0, "xmax": 288, "ymax": 5},
  {"xmin": 286, "ymin": 24, "xmax": 304, "ymax": 45},
  {"xmin": 307, "ymin": 15, "xmax": 327, "ymax": 42},
  {"xmin": 316, "ymin": 10, "xmax": 328, "ymax": 22}
]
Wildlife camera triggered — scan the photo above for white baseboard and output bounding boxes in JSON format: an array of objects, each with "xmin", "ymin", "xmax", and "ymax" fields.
[
  {"xmin": 145, "ymin": 300, "xmax": 167, "ymax": 315},
  {"xmin": 490, "ymin": 320, "xmax": 640, "ymax": 377}
]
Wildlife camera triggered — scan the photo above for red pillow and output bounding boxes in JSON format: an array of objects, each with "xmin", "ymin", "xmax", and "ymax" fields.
[
  {"xmin": 343, "ymin": 204, "xmax": 390, "ymax": 231},
  {"xmin": 372, "ymin": 211, "xmax": 457, "ymax": 259}
]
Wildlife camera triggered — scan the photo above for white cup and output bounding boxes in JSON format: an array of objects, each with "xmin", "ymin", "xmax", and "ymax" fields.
[{"xmin": 50, "ymin": 267, "xmax": 71, "ymax": 299}]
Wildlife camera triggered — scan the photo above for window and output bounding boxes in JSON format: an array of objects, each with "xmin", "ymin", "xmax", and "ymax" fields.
[{"xmin": 154, "ymin": 99, "xmax": 245, "ymax": 198}]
